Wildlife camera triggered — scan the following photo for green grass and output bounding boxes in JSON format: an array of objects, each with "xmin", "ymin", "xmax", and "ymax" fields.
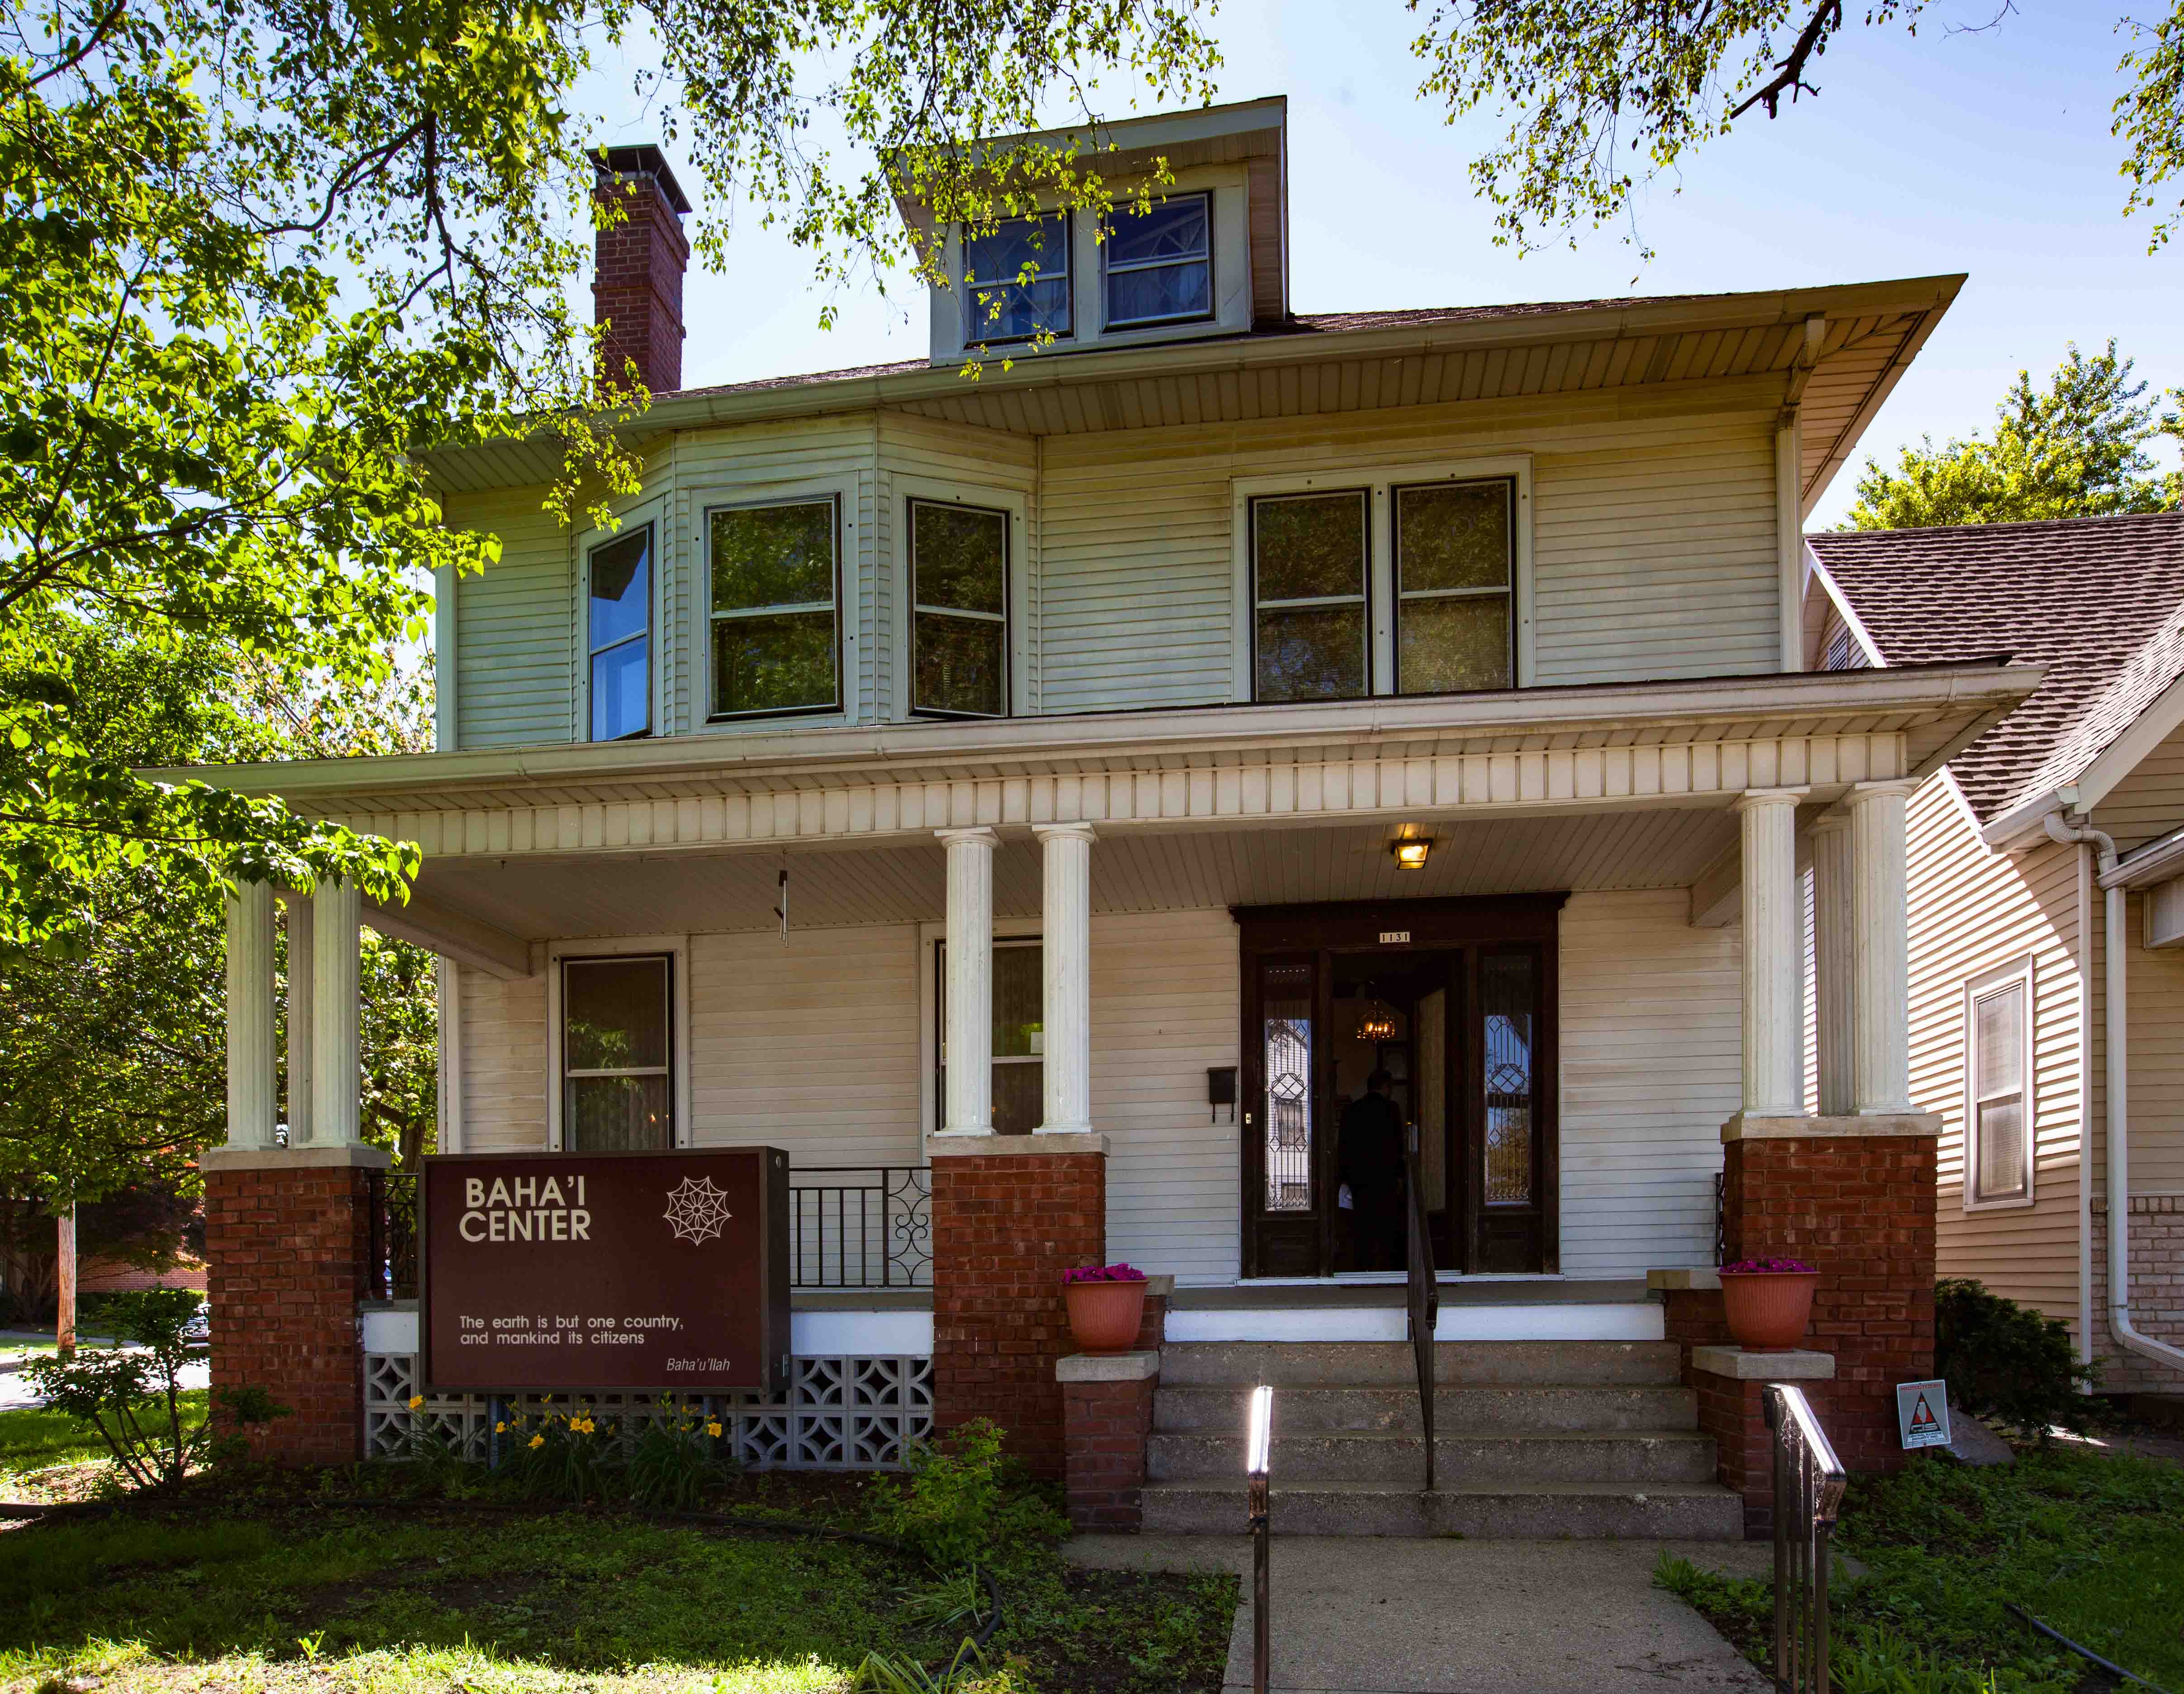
[
  {"xmin": 1657, "ymin": 1444, "xmax": 2184, "ymax": 1694},
  {"xmin": 0, "ymin": 1479, "xmax": 1235, "ymax": 1694},
  {"xmin": 0, "ymin": 1388, "xmax": 209, "ymax": 1481}
]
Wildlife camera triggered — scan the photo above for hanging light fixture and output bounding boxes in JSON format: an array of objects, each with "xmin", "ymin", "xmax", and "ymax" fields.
[
  {"xmin": 1390, "ymin": 837, "xmax": 1433, "ymax": 870},
  {"xmin": 1356, "ymin": 994, "xmax": 1399, "ymax": 1042}
]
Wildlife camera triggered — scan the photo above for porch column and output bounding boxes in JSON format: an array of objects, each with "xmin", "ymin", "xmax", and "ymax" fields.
[
  {"xmin": 279, "ymin": 893, "xmax": 316, "ymax": 1145},
  {"xmin": 224, "ymin": 882, "xmax": 278, "ymax": 1150},
  {"xmin": 1810, "ymin": 815, "xmax": 1855, "ymax": 1116},
  {"xmin": 310, "ymin": 877, "xmax": 363, "ymax": 1146},
  {"xmin": 1735, "ymin": 788, "xmax": 1808, "ymax": 1119},
  {"xmin": 937, "ymin": 827, "xmax": 999, "ymax": 1137},
  {"xmin": 1847, "ymin": 779, "xmax": 1920, "ymax": 1114},
  {"xmin": 1034, "ymin": 823, "xmax": 1095, "ymax": 1136}
]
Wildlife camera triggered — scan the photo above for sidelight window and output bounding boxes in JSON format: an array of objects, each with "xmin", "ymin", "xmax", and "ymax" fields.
[
  {"xmin": 1259, "ymin": 959, "xmax": 1315, "ymax": 1213},
  {"xmin": 1251, "ymin": 490, "xmax": 1370, "ymax": 702},
  {"xmin": 561, "ymin": 954, "xmax": 674, "ymax": 1152},
  {"xmin": 709, "ymin": 498, "xmax": 841, "ymax": 719},
  {"xmin": 1965, "ymin": 964, "xmax": 2032, "ymax": 1206},
  {"xmin": 910, "ymin": 500, "xmax": 1009, "ymax": 717},
  {"xmin": 1480, "ymin": 950, "xmax": 1535, "ymax": 1206}
]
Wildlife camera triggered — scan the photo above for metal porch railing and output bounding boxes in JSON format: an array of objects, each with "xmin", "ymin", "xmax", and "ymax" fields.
[
  {"xmin": 368, "ymin": 1170, "xmax": 419, "ymax": 1301},
  {"xmin": 1768, "ymin": 1382, "xmax": 1848, "ymax": 1694}
]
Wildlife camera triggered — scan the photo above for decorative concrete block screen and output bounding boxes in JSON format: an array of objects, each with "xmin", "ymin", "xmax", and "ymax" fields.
[{"xmin": 365, "ymin": 1351, "xmax": 933, "ymax": 1469}]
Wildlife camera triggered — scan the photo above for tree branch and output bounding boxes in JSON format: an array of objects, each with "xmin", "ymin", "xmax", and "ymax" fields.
[{"xmin": 1729, "ymin": 0, "xmax": 1845, "ymax": 120}]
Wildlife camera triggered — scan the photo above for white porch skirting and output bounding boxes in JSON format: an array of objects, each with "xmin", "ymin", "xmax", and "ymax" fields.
[{"xmin": 1161, "ymin": 1301, "xmax": 1663, "ymax": 1344}]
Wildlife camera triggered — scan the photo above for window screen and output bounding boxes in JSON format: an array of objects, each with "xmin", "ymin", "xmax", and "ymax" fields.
[
  {"xmin": 963, "ymin": 214, "xmax": 1071, "ymax": 343},
  {"xmin": 1252, "ymin": 490, "xmax": 1369, "ymax": 702},
  {"xmin": 1104, "ymin": 193, "xmax": 1212, "ymax": 328},
  {"xmin": 1970, "ymin": 977, "xmax": 2028, "ymax": 1204},
  {"xmin": 1394, "ymin": 480, "xmax": 1513, "ymax": 695},
  {"xmin": 709, "ymin": 499, "xmax": 839, "ymax": 718},
  {"xmin": 587, "ymin": 525, "xmax": 652, "ymax": 741},
  {"xmin": 911, "ymin": 500, "xmax": 1008, "ymax": 717},
  {"xmin": 562, "ymin": 955, "xmax": 672, "ymax": 1152}
]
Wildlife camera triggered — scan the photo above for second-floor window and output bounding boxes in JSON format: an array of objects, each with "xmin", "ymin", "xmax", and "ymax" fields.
[
  {"xmin": 709, "ymin": 498, "xmax": 841, "ymax": 719},
  {"xmin": 963, "ymin": 214, "xmax": 1071, "ymax": 343},
  {"xmin": 911, "ymin": 499, "xmax": 1009, "ymax": 717},
  {"xmin": 1393, "ymin": 481, "xmax": 1514, "ymax": 695},
  {"xmin": 1252, "ymin": 490, "xmax": 1369, "ymax": 702},
  {"xmin": 1104, "ymin": 192, "xmax": 1212, "ymax": 329},
  {"xmin": 586, "ymin": 523, "xmax": 652, "ymax": 741}
]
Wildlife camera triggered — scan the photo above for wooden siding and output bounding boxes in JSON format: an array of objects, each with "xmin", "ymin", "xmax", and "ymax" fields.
[
  {"xmin": 447, "ymin": 490, "xmax": 573, "ymax": 750},
  {"xmin": 1557, "ymin": 890, "xmax": 1741, "ymax": 1278},
  {"xmin": 1905, "ymin": 774, "xmax": 2084, "ymax": 1333},
  {"xmin": 458, "ymin": 965, "xmax": 548, "ymax": 1150}
]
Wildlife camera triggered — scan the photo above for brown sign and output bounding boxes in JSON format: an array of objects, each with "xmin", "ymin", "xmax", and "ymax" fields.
[{"xmin": 420, "ymin": 1147, "xmax": 790, "ymax": 1394}]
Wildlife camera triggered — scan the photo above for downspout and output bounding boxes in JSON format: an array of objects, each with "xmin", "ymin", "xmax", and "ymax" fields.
[{"xmin": 2043, "ymin": 812, "xmax": 2184, "ymax": 1374}]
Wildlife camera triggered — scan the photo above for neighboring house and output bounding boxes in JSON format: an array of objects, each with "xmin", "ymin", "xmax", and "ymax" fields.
[
  {"xmin": 188, "ymin": 99, "xmax": 2048, "ymax": 1524},
  {"xmin": 1809, "ymin": 512, "xmax": 2184, "ymax": 1399}
]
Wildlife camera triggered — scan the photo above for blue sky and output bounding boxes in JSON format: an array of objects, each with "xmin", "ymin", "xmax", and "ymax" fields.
[{"xmin": 602, "ymin": 2, "xmax": 2181, "ymax": 528}]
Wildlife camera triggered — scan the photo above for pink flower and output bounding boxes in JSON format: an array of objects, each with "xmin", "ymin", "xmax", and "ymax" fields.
[
  {"xmin": 1062, "ymin": 1262, "xmax": 1148, "ymax": 1285},
  {"xmin": 1719, "ymin": 1256, "xmax": 1816, "ymax": 1275}
]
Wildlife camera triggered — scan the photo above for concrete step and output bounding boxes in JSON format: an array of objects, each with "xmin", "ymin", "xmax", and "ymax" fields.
[
  {"xmin": 1155, "ymin": 1382, "xmax": 1700, "ymax": 1436},
  {"xmin": 1156, "ymin": 1340, "xmax": 1682, "ymax": 1388},
  {"xmin": 1149, "ymin": 1427, "xmax": 1718, "ymax": 1485},
  {"xmin": 1139, "ymin": 1479, "xmax": 1746, "ymax": 1540}
]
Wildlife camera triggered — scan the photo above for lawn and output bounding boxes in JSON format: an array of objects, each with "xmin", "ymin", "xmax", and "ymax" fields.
[
  {"xmin": 1658, "ymin": 1443, "xmax": 2184, "ymax": 1694},
  {"xmin": 0, "ymin": 1467, "xmax": 1237, "ymax": 1694},
  {"xmin": 0, "ymin": 1389, "xmax": 208, "ymax": 1494}
]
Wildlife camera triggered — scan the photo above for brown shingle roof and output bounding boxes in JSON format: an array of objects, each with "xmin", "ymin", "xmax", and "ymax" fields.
[{"xmin": 1808, "ymin": 513, "xmax": 2184, "ymax": 822}]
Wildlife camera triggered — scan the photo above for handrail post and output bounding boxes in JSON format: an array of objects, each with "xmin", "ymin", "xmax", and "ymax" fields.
[
  {"xmin": 1766, "ymin": 1382, "xmax": 1847, "ymax": 1694},
  {"xmin": 1247, "ymin": 1384, "xmax": 1272, "ymax": 1694},
  {"xmin": 1403, "ymin": 1123, "xmax": 1437, "ymax": 1492}
]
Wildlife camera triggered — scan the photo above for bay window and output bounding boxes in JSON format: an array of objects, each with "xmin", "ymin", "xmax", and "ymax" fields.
[
  {"xmin": 910, "ymin": 499, "xmax": 1009, "ymax": 717},
  {"xmin": 709, "ymin": 497, "xmax": 841, "ymax": 719},
  {"xmin": 586, "ymin": 524, "xmax": 652, "ymax": 741}
]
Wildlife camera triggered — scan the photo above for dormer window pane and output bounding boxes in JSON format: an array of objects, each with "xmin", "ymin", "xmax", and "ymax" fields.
[
  {"xmin": 587, "ymin": 525, "xmax": 651, "ymax": 741},
  {"xmin": 709, "ymin": 499, "xmax": 840, "ymax": 718},
  {"xmin": 1252, "ymin": 490, "xmax": 1368, "ymax": 702},
  {"xmin": 1104, "ymin": 193, "xmax": 1212, "ymax": 328},
  {"xmin": 963, "ymin": 214, "xmax": 1071, "ymax": 343},
  {"xmin": 911, "ymin": 499, "xmax": 1008, "ymax": 717}
]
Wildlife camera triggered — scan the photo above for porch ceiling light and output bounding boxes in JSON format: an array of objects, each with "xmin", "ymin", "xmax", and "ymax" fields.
[{"xmin": 1391, "ymin": 838, "xmax": 1432, "ymax": 870}]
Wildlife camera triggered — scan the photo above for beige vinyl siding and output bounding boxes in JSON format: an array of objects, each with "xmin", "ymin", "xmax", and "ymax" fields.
[
  {"xmin": 1091, "ymin": 908, "xmax": 1241, "ymax": 1284},
  {"xmin": 2089, "ymin": 720, "xmax": 2184, "ymax": 854},
  {"xmin": 685, "ymin": 925, "xmax": 923, "ymax": 1162},
  {"xmin": 1905, "ymin": 774, "xmax": 2083, "ymax": 1333},
  {"xmin": 1557, "ymin": 890, "xmax": 1741, "ymax": 1278},
  {"xmin": 446, "ymin": 490, "xmax": 574, "ymax": 750},
  {"xmin": 1035, "ymin": 390, "xmax": 1784, "ymax": 713},
  {"xmin": 458, "ymin": 965, "xmax": 548, "ymax": 1150}
]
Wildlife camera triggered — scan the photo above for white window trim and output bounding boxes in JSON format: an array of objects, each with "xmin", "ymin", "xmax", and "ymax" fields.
[
  {"xmin": 890, "ymin": 474, "xmax": 1033, "ymax": 720},
  {"xmin": 961, "ymin": 211, "xmax": 1074, "ymax": 348},
  {"xmin": 545, "ymin": 935, "xmax": 693, "ymax": 1152},
  {"xmin": 1228, "ymin": 455, "xmax": 1536, "ymax": 704},
  {"xmin": 572, "ymin": 494, "xmax": 668, "ymax": 745},
  {"xmin": 1099, "ymin": 188, "xmax": 1215, "ymax": 333},
  {"xmin": 1962, "ymin": 955, "xmax": 2036, "ymax": 1212},
  {"xmin": 915, "ymin": 916, "xmax": 1042, "ymax": 1153},
  {"xmin": 683, "ymin": 475, "xmax": 859, "ymax": 734}
]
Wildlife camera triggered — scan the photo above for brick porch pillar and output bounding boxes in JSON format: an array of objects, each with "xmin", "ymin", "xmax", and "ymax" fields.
[
  {"xmin": 928, "ymin": 1133, "xmax": 1106, "ymax": 1480},
  {"xmin": 201, "ymin": 1144, "xmax": 390, "ymax": 1463}
]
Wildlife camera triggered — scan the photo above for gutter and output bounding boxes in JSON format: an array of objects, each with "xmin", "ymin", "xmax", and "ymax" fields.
[{"xmin": 2043, "ymin": 811, "xmax": 2184, "ymax": 1377}]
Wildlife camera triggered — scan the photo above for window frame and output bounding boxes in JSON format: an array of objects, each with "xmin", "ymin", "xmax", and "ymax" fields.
[
  {"xmin": 573, "ymin": 498, "xmax": 665, "ymax": 745},
  {"xmin": 890, "ymin": 476, "xmax": 1031, "ymax": 720},
  {"xmin": 908, "ymin": 495, "xmax": 1012, "ymax": 720},
  {"xmin": 917, "ymin": 918, "xmax": 1042, "ymax": 1149},
  {"xmin": 961, "ymin": 211, "xmax": 1074, "ymax": 347},
  {"xmin": 1230, "ymin": 456, "xmax": 1535, "ymax": 704},
  {"xmin": 1962, "ymin": 956, "xmax": 2036, "ymax": 1211},
  {"xmin": 1099, "ymin": 189, "xmax": 1216, "ymax": 333},
  {"xmin": 1246, "ymin": 486, "xmax": 1374, "ymax": 705},
  {"xmin": 1389, "ymin": 477, "xmax": 1519, "ymax": 699},
  {"xmin": 545, "ymin": 935, "xmax": 692, "ymax": 1152},
  {"xmin": 700, "ymin": 489, "xmax": 847, "ymax": 725}
]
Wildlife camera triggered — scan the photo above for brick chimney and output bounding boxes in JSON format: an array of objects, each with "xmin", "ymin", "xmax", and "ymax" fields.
[{"xmin": 592, "ymin": 144, "xmax": 692, "ymax": 396}]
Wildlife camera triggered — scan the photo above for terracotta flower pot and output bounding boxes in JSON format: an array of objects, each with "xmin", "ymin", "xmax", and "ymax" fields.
[
  {"xmin": 1720, "ymin": 1270, "xmax": 1820, "ymax": 1350},
  {"xmin": 1063, "ymin": 1279, "xmax": 1148, "ymax": 1353}
]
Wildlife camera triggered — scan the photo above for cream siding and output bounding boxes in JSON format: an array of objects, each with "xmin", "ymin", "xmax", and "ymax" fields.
[
  {"xmin": 447, "ymin": 490, "xmax": 574, "ymax": 750},
  {"xmin": 1905, "ymin": 774, "xmax": 2083, "ymax": 1332},
  {"xmin": 457, "ymin": 965, "xmax": 548, "ymax": 1150},
  {"xmin": 1556, "ymin": 890, "xmax": 1741, "ymax": 1278},
  {"xmin": 2089, "ymin": 721, "xmax": 2184, "ymax": 854}
]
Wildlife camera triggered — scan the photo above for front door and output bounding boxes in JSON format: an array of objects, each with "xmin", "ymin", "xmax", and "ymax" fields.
[{"xmin": 1237, "ymin": 896, "xmax": 1563, "ymax": 1279}]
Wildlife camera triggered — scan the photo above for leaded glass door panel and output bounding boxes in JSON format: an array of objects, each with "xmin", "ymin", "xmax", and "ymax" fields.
[{"xmin": 1245, "ymin": 952, "xmax": 1329, "ymax": 1277}]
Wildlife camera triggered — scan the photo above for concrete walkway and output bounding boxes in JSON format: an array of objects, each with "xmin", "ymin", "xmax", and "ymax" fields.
[{"xmin": 1066, "ymin": 1534, "xmax": 1773, "ymax": 1694}]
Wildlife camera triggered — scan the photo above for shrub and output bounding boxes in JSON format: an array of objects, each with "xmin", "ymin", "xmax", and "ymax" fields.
[
  {"xmin": 1935, "ymin": 1278, "xmax": 2103, "ymax": 1442},
  {"xmin": 866, "ymin": 1418, "xmax": 1066, "ymax": 1570},
  {"xmin": 623, "ymin": 1402, "xmax": 737, "ymax": 1509}
]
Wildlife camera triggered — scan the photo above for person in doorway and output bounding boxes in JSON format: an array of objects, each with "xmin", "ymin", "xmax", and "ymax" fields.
[{"xmin": 1339, "ymin": 1070, "xmax": 1406, "ymax": 1272}]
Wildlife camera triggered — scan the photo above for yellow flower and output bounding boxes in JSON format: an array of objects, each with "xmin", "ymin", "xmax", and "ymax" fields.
[
  {"xmin": 705, "ymin": 1420, "xmax": 723, "ymax": 1438},
  {"xmin": 495, "ymin": 1422, "xmax": 508, "ymax": 1434},
  {"xmin": 409, "ymin": 1395, "xmax": 424, "ymax": 1410},
  {"xmin": 528, "ymin": 1433, "xmax": 545, "ymax": 1450}
]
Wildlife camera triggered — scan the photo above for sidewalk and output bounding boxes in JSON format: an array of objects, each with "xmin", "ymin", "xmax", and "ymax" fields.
[{"xmin": 1065, "ymin": 1534, "xmax": 1773, "ymax": 1694}]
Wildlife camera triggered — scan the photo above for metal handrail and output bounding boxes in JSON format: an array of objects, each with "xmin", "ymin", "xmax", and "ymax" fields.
[
  {"xmin": 1403, "ymin": 1124, "xmax": 1439, "ymax": 1491},
  {"xmin": 1767, "ymin": 1382, "xmax": 1848, "ymax": 1694}
]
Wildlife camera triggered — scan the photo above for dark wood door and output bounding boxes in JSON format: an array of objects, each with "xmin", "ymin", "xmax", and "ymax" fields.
[{"xmin": 1242, "ymin": 951, "xmax": 1328, "ymax": 1278}]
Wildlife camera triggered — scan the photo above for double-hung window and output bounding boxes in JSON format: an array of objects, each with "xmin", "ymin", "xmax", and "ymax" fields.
[
  {"xmin": 709, "ymin": 498, "xmax": 841, "ymax": 719},
  {"xmin": 586, "ymin": 524, "xmax": 652, "ymax": 740},
  {"xmin": 561, "ymin": 954, "xmax": 674, "ymax": 1152},
  {"xmin": 1103, "ymin": 192, "xmax": 1212, "ymax": 329},
  {"xmin": 910, "ymin": 499, "xmax": 1009, "ymax": 717},
  {"xmin": 934, "ymin": 938, "xmax": 1043, "ymax": 1135},
  {"xmin": 963, "ymin": 214, "xmax": 1071, "ymax": 344},
  {"xmin": 1251, "ymin": 490, "xmax": 1370, "ymax": 702},
  {"xmin": 1965, "ymin": 964, "xmax": 2033, "ymax": 1206},
  {"xmin": 1393, "ymin": 480, "xmax": 1515, "ymax": 695}
]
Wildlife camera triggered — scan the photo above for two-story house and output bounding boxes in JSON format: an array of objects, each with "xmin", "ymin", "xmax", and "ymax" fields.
[{"xmin": 194, "ymin": 99, "xmax": 2043, "ymax": 1535}]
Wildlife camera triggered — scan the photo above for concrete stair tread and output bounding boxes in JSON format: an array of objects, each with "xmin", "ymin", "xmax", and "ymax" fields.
[
  {"xmin": 1162, "ymin": 1428, "xmax": 1711, "ymax": 1446},
  {"xmin": 1146, "ymin": 1478, "xmax": 1736, "ymax": 1498}
]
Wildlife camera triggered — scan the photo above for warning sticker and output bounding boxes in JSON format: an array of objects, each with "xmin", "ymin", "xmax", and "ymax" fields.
[{"xmin": 1896, "ymin": 1378, "xmax": 1953, "ymax": 1450}]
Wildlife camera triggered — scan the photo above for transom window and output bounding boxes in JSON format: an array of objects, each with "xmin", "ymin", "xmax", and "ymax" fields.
[
  {"xmin": 936, "ymin": 939, "xmax": 1043, "ymax": 1135},
  {"xmin": 1103, "ymin": 192, "xmax": 1212, "ymax": 329},
  {"xmin": 911, "ymin": 499, "xmax": 1009, "ymax": 717},
  {"xmin": 709, "ymin": 498, "xmax": 841, "ymax": 719},
  {"xmin": 586, "ymin": 523, "xmax": 652, "ymax": 741},
  {"xmin": 561, "ymin": 955, "xmax": 673, "ymax": 1152},
  {"xmin": 1966, "ymin": 968, "xmax": 2032, "ymax": 1206},
  {"xmin": 963, "ymin": 214, "xmax": 1071, "ymax": 344}
]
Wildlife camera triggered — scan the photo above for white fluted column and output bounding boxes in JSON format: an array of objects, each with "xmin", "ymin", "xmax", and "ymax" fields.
[
  {"xmin": 1736, "ymin": 788, "xmax": 1809, "ymax": 1118},
  {"xmin": 1810, "ymin": 815, "xmax": 1855, "ymax": 1116},
  {"xmin": 1034, "ymin": 823, "xmax": 1095, "ymax": 1135},
  {"xmin": 224, "ymin": 882, "xmax": 278, "ymax": 1149},
  {"xmin": 279, "ymin": 893, "xmax": 316, "ymax": 1145},
  {"xmin": 937, "ymin": 828, "xmax": 999, "ymax": 1137},
  {"xmin": 311, "ymin": 878, "xmax": 363, "ymax": 1146},
  {"xmin": 1848, "ymin": 779, "xmax": 1920, "ymax": 1114}
]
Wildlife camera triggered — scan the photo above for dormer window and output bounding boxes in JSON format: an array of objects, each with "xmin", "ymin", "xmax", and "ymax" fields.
[
  {"xmin": 1103, "ymin": 192, "xmax": 1213, "ymax": 329},
  {"xmin": 963, "ymin": 214, "xmax": 1071, "ymax": 344}
]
